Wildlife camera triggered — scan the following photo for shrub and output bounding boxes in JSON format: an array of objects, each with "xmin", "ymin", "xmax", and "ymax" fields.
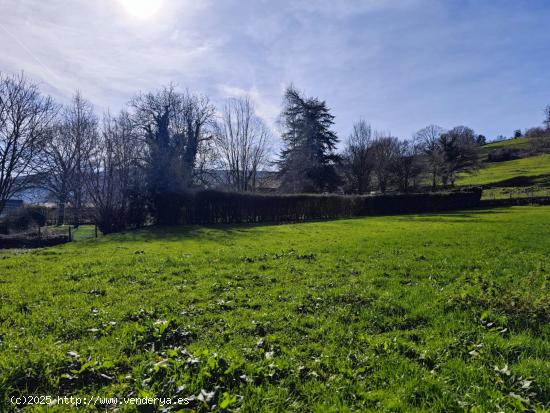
[
  {"xmin": 95, "ymin": 194, "xmax": 148, "ymax": 234},
  {"xmin": 487, "ymin": 148, "xmax": 520, "ymax": 162},
  {"xmin": 96, "ymin": 207, "xmax": 127, "ymax": 235},
  {"xmin": 529, "ymin": 136, "xmax": 550, "ymax": 154},
  {"xmin": 126, "ymin": 190, "xmax": 148, "ymax": 228},
  {"xmin": 3, "ymin": 206, "xmax": 47, "ymax": 233}
]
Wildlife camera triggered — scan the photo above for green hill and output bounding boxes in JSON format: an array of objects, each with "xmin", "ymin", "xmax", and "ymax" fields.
[
  {"xmin": 457, "ymin": 144, "xmax": 550, "ymax": 198},
  {"xmin": 458, "ymin": 154, "xmax": 550, "ymax": 186},
  {"xmin": 483, "ymin": 137, "xmax": 530, "ymax": 150}
]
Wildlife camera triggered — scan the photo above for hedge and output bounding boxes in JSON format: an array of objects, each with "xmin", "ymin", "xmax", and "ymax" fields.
[{"xmin": 154, "ymin": 188, "xmax": 482, "ymax": 225}]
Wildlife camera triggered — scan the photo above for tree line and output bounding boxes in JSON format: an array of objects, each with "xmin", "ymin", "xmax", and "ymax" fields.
[
  {"xmin": 1, "ymin": 72, "xmax": 547, "ymax": 232},
  {"xmin": 0, "ymin": 73, "xmax": 272, "ymax": 231},
  {"xmin": 278, "ymin": 86, "xmax": 485, "ymax": 194}
]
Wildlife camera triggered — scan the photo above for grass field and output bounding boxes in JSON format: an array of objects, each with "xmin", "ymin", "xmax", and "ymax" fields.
[
  {"xmin": 481, "ymin": 187, "xmax": 550, "ymax": 200},
  {"xmin": 1, "ymin": 207, "xmax": 549, "ymax": 412},
  {"xmin": 457, "ymin": 154, "xmax": 550, "ymax": 187},
  {"xmin": 478, "ymin": 138, "xmax": 531, "ymax": 161},
  {"xmin": 483, "ymin": 138, "xmax": 531, "ymax": 151}
]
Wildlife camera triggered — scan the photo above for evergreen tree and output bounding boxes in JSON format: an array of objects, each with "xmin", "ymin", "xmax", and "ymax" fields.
[{"xmin": 278, "ymin": 86, "xmax": 341, "ymax": 192}]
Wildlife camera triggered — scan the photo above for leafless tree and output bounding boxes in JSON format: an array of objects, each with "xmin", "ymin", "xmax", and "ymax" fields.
[
  {"xmin": 415, "ymin": 125, "xmax": 445, "ymax": 189},
  {"xmin": 439, "ymin": 126, "xmax": 480, "ymax": 186},
  {"xmin": 131, "ymin": 85, "xmax": 215, "ymax": 196},
  {"xmin": 193, "ymin": 138, "xmax": 218, "ymax": 188},
  {"xmin": 41, "ymin": 123, "xmax": 75, "ymax": 224},
  {"xmin": 390, "ymin": 138, "xmax": 424, "ymax": 192},
  {"xmin": 214, "ymin": 97, "xmax": 271, "ymax": 192},
  {"xmin": 344, "ymin": 120, "xmax": 373, "ymax": 194},
  {"xmin": 544, "ymin": 105, "xmax": 550, "ymax": 130},
  {"xmin": 371, "ymin": 134, "xmax": 399, "ymax": 193},
  {"xmin": 58, "ymin": 92, "xmax": 98, "ymax": 225},
  {"xmin": 0, "ymin": 72, "xmax": 57, "ymax": 216},
  {"xmin": 40, "ymin": 92, "xmax": 98, "ymax": 224},
  {"xmin": 528, "ymin": 134, "xmax": 550, "ymax": 154},
  {"xmin": 84, "ymin": 111, "xmax": 145, "ymax": 233}
]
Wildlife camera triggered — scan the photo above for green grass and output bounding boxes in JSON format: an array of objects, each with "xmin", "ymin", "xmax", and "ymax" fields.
[
  {"xmin": 457, "ymin": 154, "xmax": 550, "ymax": 186},
  {"xmin": 38, "ymin": 225, "xmax": 99, "ymax": 242},
  {"xmin": 482, "ymin": 187, "xmax": 550, "ymax": 200},
  {"xmin": 71, "ymin": 225, "xmax": 100, "ymax": 241},
  {"xmin": 484, "ymin": 137, "xmax": 531, "ymax": 151},
  {"xmin": 1, "ymin": 207, "xmax": 549, "ymax": 412},
  {"xmin": 479, "ymin": 138, "xmax": 532, "ymax": 161}
]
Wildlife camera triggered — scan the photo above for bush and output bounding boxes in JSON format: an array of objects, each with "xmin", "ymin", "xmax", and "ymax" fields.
[
  {"xmin": 126, "ymin": 190, "xmax": 148, "ymax": 228},
  {"xmin": 96, "ymin": 207, "xmax": 126, "ymax": 235},
  {"xmin": 153, "ymin": 189, "xmax": 483, "ymax": 226},
  {"xmin": 2, "ymin": 206, "xmax": 47, "ymax": 233},
  {"xmin": 95, "ymin": 193, "xmax": 148, "ymax": 234},
  {"xmin": 529, "ymin": 136, "xmax": 550, "ymax": 154},
  {"xmin": 487, "ymin": 148, "xmax": 520, "ymax": 162}
]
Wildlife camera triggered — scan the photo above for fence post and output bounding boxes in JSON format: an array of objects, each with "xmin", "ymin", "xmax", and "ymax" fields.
[
  {"xmin": 68, "ymin": 226, "xmax": 72, "ymax": 242},
  {"xmin": 95, "ymin": 224, "xmax": 98, "ymax": 238}
]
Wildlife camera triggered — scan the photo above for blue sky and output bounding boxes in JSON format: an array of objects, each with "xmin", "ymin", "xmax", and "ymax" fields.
[{"xmin": 1, "ymin": 0, "xmax": 549, "ymax": 143}]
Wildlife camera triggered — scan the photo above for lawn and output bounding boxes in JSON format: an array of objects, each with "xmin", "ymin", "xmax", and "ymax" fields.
[
  {"xmin": 1, "ymin": 207, "xmax": 549, "ymax": 412},
  {"xmin": 457, "ymin": 154, "xmax": 550, "ymax": 186}
]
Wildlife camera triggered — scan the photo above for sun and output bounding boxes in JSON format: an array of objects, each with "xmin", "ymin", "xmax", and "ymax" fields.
[{"xmin": 118, "ymin": 0, "xmax": 164, "ymax": 20}]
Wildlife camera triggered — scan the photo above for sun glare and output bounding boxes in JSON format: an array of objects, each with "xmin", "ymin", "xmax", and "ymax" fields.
[{"xmin": 118, "ymin": 0, "xmax": 164, "ymax": 20}]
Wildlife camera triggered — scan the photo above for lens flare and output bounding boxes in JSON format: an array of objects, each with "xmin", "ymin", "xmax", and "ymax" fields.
[{"xmin": 118, "ymin": 0, "xmax": 163, "ymax": 20}]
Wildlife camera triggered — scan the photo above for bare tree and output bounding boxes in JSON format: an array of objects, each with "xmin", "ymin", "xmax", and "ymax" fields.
[
  {"xmin": 439, "ymin": 126, "xmax": 480, "ymax": 186},
  {"xmin": 84, "ymin": 111, "xmax": 145, "ymax": 233},
  {"xmin": 40, "ymin": 93, "xmax": 99, "ymax": 224},
  {"xmin": 0, "ymin": 72, "xmax": 57, "ymax": 215},
  {"xmin": 371, "ymin": 134, "xmax": 399, "ymax": 193},
  {"xmin": 41, "ymin": 123, "xmax": 75, "ymax": 224},
  {"xmin": 193, "ymin": 138, "xmax": 218, "ymax": 188},
  {"xmin": 544, "ymin": 105, "xmax": 550, "ymax": 130},
  {"xmin": 344, "ymin": 120, "xmax": 373, "ymax": 194},
  {"xmin": 415, "ymin": 125, "xmax": 445, "ymax": 189},
  {"xmin": 214, "ymin": 97, "xmax": 271, "ymax": 192},
  {"xmin": 60, "ymin": 92, "xmax": 98, "ymax": 225},
  {"xmin": 390, "ymin": 138, "xmax": 424, "ymax": 192},
  {"xmin": 131, "ymin": 85, "xmax": 215, "ymax": 197}
]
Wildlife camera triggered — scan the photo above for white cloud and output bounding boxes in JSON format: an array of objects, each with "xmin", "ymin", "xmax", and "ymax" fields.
[{"xmin": 1, "ymin": 0, "xmax": 550, "ymax": 141}]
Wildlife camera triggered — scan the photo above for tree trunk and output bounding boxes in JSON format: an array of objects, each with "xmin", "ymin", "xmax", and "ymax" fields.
[{"xmin": 57, "ymin": 199, "xmax": 66, "ymax": 226}]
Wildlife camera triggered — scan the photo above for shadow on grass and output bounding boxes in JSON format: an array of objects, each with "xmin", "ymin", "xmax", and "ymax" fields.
[
  {"xmin": 91, "ymin": 222, "xmax": 288, "ymax": 244},
  {"xmin": 382, "ymin": 207, "xmax": 518, "ymax": 224},
  {"xmin": 74, "ymin": 206, "xmax": 526, "ymax": 246}
]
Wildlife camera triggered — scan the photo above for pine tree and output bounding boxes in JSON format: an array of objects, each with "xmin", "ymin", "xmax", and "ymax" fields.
[{"xmin": 278, "ymin": 86, "xmax": 341, "ymax": 193}]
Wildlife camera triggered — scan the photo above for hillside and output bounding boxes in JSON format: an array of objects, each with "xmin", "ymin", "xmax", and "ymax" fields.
[
  {"xmin": 457, "ymin": 137, "xmax": 550, "ymax": 199},
  {"xmin": 483, "ymin": 137, "xmax": 531, "ymax": 151},
  {"xmin": 458, "ymin": 154, "xmax": 550, "ymax": 186}
]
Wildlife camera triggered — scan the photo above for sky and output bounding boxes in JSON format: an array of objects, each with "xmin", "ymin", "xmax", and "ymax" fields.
[{"xmin": 1, "ymin": 0, "xmax": 549, "ymax": 145}]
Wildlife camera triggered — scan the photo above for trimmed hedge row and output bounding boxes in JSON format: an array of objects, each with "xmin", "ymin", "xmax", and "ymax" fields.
[{"xmin": 154, "ymin": 188, "xmax": 482, "ymax": 225}]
